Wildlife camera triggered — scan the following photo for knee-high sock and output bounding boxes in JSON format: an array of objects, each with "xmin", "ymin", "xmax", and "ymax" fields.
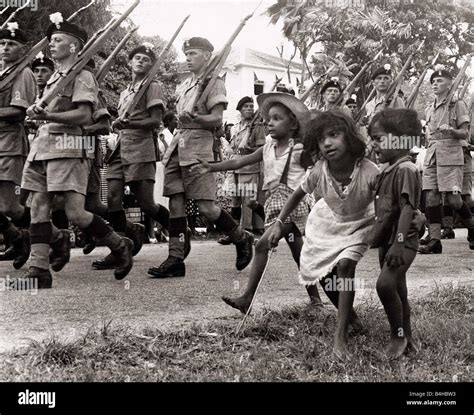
[
  {"xmin": 30, "ymin": 222, "xmax": 52, "ymax": 270},
  {"xmin": 425, "ymin": 205, "xmax": 442, "ymax": 240},
  {"xmin": 213, "ymin": 210, "xmax": 243, "ymax": 243},
  {"xmin": 168, "ymin": 217, "xmax": 187, "ymax": 259},
  {"xmin": 51, "ymin": 210, "xmax": 69, "ymax": 230},
  {"xmin": 82, "ymin": 214, "xmax": 122, "ymax": 251},
  {"xmin": 230, "ymin": 207, "xmax": 242, "ymax": 222},
  {"xmin": 252, "ymin": 203, "xmax": 265, "ymax": 221},
  {"xmin": 149, "ymin": 204, "xmax": 170, "ymax": 229},
  {"xmin": 107, "ymin": 209, "xmax": 127, "ymax": 236},
  {"xmin": 13, "ymin": 207, "xmax": 31, "ymax": 229},
  {"xmin": 442, "ymin": 205, "xmax": 454, "ymax": 229},
  {"xmin": 455, "ymin": 202, "xmax": 474, "ymax": 229}
]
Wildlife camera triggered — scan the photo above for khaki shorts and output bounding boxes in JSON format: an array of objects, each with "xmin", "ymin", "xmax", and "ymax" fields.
[
  {"xmin": 0, "ymin": 155, "xmax": 25, "ymax": 186},
  {"xmin": 422, "ymin": 152, "xmax": 463, "ymax": 193},
  {"xmin": 87, "ymin": 162, "xmax": 101, "ymax": 195},
  {"xmin": 106, "ymin": 151, "xmax": 156, "ymax": 183},
  {"xmin": 163, "ymin": 148, "xmax": 216, "ymax": 200},
  {"xmin": 22, "ymin": 158, "xmax": 91, "ymax": 195}
]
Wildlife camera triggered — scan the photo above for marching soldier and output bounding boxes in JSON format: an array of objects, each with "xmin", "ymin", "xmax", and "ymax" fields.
[
  {"xmin": 365, "ymin": 64, "xmax": 405, "ymax": 121},
  {"xmin": 218, "ymin": 96, "xmax": 266, "ymax": 245},
  {"xmin": 345, "ymin": 94, "xmax": 358, "ymax": 119},
  {"xmin": 0, "ymin": 23, "xmax": 36, "ymax": 269},
  {"xmin": 319, "ymin": 77, "xmax": 352, "ymax": 116},
  {"xmin": 148, "ymin": 37, "xmax": 253, "ymax": 279},
  {"xmin": 92, "ymin": 43, "xmax": 169, "ymax": 271},
  {"xmin": 23, "ymin": 18, "xmax": 134, "ymax": 288},
  {"xmin": 419, "ymin": 66, "xmax": 474, "ymax": 254},
  {"xmin": 31, "ymin": 52, "xmax": 55, "ymax": 99}
]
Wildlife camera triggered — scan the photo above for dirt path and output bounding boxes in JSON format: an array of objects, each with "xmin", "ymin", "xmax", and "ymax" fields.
[{"xmin": 1, "ymin": 230, "xmax": 472, "ymax": 353}]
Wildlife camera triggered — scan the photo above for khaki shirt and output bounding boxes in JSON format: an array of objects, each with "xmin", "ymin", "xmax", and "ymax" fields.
[
  {"xmin": 321, "ymin": 103, "xmax": 352, "ymax": 117},
  {"xmin": 424, "ymin": 98, "xmax": 470, "ymax": 167},
  {"xmin": 117, "ymin": 80, "xmax": 165, "ymax": 165},
  {"xmin": 230, "ymin": 119, "xmax": 265, "ymax": 174},
  {"xmin": 163, "ymin": 76, "xmax": 228, "ymax": 167},
  {"xmin": 28, "ymin": 69, "xmax": 98, "ymax": 161},
  {"xmin": 0, "ymin": 66, "xmax": 36, "ymax": 156},
  {"xmin": 365, "ymin": 94, "xmax": 405, "ymax": 122}
]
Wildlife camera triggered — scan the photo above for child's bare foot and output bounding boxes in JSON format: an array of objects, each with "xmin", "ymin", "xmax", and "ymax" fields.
[
  {"xmin": 385, "ymin": 337, "xmax": 408, "ymax": 360},
  {"xmin": 406, "ymin": 337, "xmax": 420, "ymax": 354},
  {"xmin": 349, "ymin": 316, "xmax": 364, "ymax": 334},
  {"xmin": 333, "ymin": 338, "xmax": 351, "ymax": 360},
  {"xmin": 222, "ymin": 295, "xmax": 250, "ymax": 314}
]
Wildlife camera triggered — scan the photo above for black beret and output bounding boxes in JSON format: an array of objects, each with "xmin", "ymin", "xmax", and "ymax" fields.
[
  {"xmin": 128, "ymin": 44, "xmax": 156, "ymax": 61},
  {"xmin": 372, "ymin": 64, "xmax": 393, "ymax": 80},
  {"xmin": 31, "ymin": 54, "xmax": 55, "ymax": 71},
  {"xmin": 46, "ymin": 21, "xmax": 88, "ymax": 44},
  {"xmin": 0, "ymin": 24, "xmax": 28, "ymax": 44},
  {"xmin": 236, "ymin": 96, "xmax": 253, "ymax": 111},
  {"xmin": 346, "ymin": 97, "xmax": 357, "ymax": 106},
  {"xmin": 430, "ymin": 69, "xmax": 453, "ymax": 83},
  {"xmin": 321, "ymin": 78, "xmax": 343, "ymax": 95},
  {"xmin": 182, "ymin": 37, "xmax": 214, "ymax": 53}
]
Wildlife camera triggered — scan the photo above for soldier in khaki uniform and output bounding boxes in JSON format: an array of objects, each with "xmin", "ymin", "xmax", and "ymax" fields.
[
  {"xmin": 23, "ymin": 19, "xmax": 133, "ymax": 288},
  {"xmin": 148, "ymin": 37, "xmax": 253, "ymax": 279},
  {"xmin": 419, "ymin": 67, "xmax": 474, "ymax": 253},
  {"xmin": 320, "ymin": 77, "xmax": 352, "ymax": 117},
  {"xmin": 92, "ymin": 44, "xmax": 170, "ymax": 271},
  {"xmin": 218, "ymin": 96, "xmax": 266, "ymax": 245},
  {"xmin": 363, "ymin": 64, "xmax": 405, "ymax": 163},
  {"xmin": 0, "ymin": 24, "xmax": 36, "ymax": 269}
]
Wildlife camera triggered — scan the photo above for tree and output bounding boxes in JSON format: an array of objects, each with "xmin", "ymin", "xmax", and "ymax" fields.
[
  {"xmin": 1, "ymin": 0, "xmax": 179, "ymax": 112},
  {"xmin": 266, "ymin": 0, "xmax": 474, "ymax": 113}
]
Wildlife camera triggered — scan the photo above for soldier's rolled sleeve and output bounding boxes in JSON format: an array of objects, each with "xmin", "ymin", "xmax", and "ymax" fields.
[
  {"xmin": 147, "ymin": 82, "xmax": 166, "ymax": 111},
  {"xmin": 205, "ymin": 78, "xmax": 228, "ymax": 112},
  {"xmin": 454, "ymin": 100, "xmax": 470, "ymax": 127},
  {"xmin": 72, "ymin": 70, "xmax": 98, "ymax": 106},
  {"xmin": 10, "ymin": 68, "xmax": 36, "ymax": 109},
  {"xmin": 93, "ymin": 107, "xmax": 110, "ymax": 122}
]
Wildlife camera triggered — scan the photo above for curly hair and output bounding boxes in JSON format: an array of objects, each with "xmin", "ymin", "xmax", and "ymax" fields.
[
  {"xmin": 302, "ymin": 110, "xmax": 366, "ymax": 163},
  {"xmin": 368, "ymin": 108, "xmax": 422, "ymax": 138}
]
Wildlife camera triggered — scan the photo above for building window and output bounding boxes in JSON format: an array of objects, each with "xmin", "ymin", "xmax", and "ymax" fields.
[
  {"xmin": 253, "ymin": 72, "xmax": 264, "ymax": 95},
  {"xmin": 254, "ymin": 81, "xmax": 264, "ymax": 95}
]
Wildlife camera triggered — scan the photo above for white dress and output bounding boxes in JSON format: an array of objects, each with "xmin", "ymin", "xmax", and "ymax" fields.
[{"xmin": 299, "ymin": 158, "xmax": 379, "ymax": 285}]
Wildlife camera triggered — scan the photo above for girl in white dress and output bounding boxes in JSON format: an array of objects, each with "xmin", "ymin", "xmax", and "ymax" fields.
[{"xmin": 268, "ymin": 110, "xmax": 379, "ymax": 359}]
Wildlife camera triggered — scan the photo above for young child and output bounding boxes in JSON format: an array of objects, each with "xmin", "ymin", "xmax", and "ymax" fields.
[
  {"xmin": 193, "ymin": 92, "xmax": 317, "ymax": 310},
  {"xmin": 267, "ymin": 110, "xmax": 379, "ymax": 359},
  {"xmin": 368, "ymin": 108, "xmax": 424, "ymax": 359}
]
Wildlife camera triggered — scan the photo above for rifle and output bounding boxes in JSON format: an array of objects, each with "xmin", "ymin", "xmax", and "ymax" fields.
[
  {"xmin": 96, "ymin": 26, "xmax": 138, "ymax": 85},
  {"xmin": 299, "ymin": 63, "xmax": 338, "ymax": 103},
  {"xmin": 435, "ymin": 54, "xmax": 472, "ymax": 131},
  {"xmin": 333, "ymin": 49, "xmax": 383, "ymax": 107},
  {"xmin": 0, "ymin": 6, "xmax": 10, "ymax": 16},
  {"xmin": 0, "ymin": 0, "xmax": 31, "ymax": 30},
  {"xmin": 386, "ymin": 40, "xmax": 425, "ymax": 108},
  {"xmin": 0, "ymin": 0, "xmax": 96, "ymax": 89},
  {"xmin": 354, "ymin": 87, "xmax": 376, "ymax": 124},
  {"xmin": 35, "ymin": 0, "xmax": 141, "ymax": 111},
  {"xmin": 120, "ymin": 15, "xmax": 189, "ymax": 120},
  {"xmin": 459, "ymin": 77, "xmax": 471, "ymax": 101},
  {"xmin": 406, "ymin": 52, "xmax": 440, "ymax": 109},
  {"xmin": 237, "ymin": 74, "xmax": 282, "ymax": 150},
  {"xmin": 184, "ymin": 9, "xmax": 256, "ymax": 115}
]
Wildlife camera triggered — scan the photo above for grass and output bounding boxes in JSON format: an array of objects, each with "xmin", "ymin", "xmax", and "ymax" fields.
[{"xmin": 0, "ymin": 285, "xmax": 471, "ymax": 382}]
